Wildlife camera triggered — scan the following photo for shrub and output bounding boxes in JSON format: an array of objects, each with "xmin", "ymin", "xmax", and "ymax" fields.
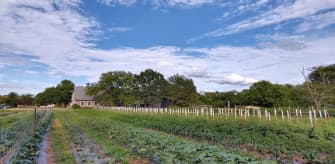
[{"xmin": 72, "ymin": 104, "xmax": 81, "ymax": 109}]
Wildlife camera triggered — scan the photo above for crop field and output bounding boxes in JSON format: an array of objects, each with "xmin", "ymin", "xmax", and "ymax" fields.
[
  {"xmin": 1, "ymin": 108, "xmax": 335, "ymax": 164},
  {"xmin": 0, "ymin": 109, "xmax": 52, "ymax": 164}
]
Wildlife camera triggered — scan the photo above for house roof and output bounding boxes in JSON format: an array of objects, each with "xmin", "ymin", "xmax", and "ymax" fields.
[{"xmin": 72, "ymin": 86, "xmax": 95, "ymax": 101}]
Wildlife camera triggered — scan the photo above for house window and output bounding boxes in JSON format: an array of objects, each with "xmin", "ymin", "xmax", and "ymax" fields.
[
  {"xmin": 81, "ymin": 102, "xmax": 84, "ymax": 106},
  {"xmin": 88, "ymin": 102, "xmax": 91, "ymax": 106}
]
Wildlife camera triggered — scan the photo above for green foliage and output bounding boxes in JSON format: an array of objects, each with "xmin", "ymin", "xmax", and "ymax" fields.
[
  {"xmin": 3, "ymin": 92, "xmax": 19, "ymax": 107},
  {"xmin": 201, "ymin": 81, "xmax": 313, "ymax": 108},
  {"xmin": 242, "ymin": 81, "xmax": 286, "ymax": 107},
  {"xmin": 58, "ymin": 110, "xmax": 265, "ymax": 163},
  {"xmin": 12, "ymin": 113, "xmax": 53, "ymax": 163},
  {"xmin": 33, "ymin": 80, "xmax": 74, "ymax": 106},
  {"xmin": 299, "ymin": 64, "xmax": 335, "ymax": 109},
  {"xmin": 107, "ymin": 111, "xmax": 335, "ymax": 163},
  {"xmin": 57, "ymin": 80, "xmax": 75, "ymax": 106},
  {"xmin": 135, "ymin": 69, "xmax": 169, "ymax": 107},
  {"xmin": 72, "ymin": 104, "xmax": 81, "ymax": 109},
  {"xmin": 86, "ymin": 71, "xmax": 136, "ymax": 106},
  {"xmin": 0, "ymin": 110, "xmax": 53, "ymax": 163},
  {"xmin": 308, "ymin": 64, "xmax": 335, "ymax": 84},
  {"xmin": 167, "ymin": 74, "xmax": 198, "ymax": 107}
]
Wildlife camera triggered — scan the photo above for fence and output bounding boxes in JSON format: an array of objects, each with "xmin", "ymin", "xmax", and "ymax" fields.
[{"xmin": 97, "ymin": 106, "xmax": 334, "ymax": 128}]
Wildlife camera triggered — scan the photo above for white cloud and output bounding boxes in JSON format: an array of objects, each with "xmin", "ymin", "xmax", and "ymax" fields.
[
  {"xmin": 297, "ymin": 11, "xmax": 335, "ymax": 33},
  {"xmin": 97, "ymin": 0, "xmax": 137, "ymax": 6},
  {"xmin": 97, "ymin": 0, "xmax": 217, "ymax": 7},
  {"xmin": 1, "ymin": 0, "xmax": 335, "ymax": 94},
  {"xmin": 190, "ymin": 0, "xmax": 335, "ymax": 41},
  {"xmin": 208, "ymin": 73, "xmax": 259, "ymax": 86},
  {"xmin": 186, "ymin": 67, "xmax": 210, "ymax": 78},
  {"xmin": 165, "ymin": 0, "xmax": 215, "ymax": 7}
]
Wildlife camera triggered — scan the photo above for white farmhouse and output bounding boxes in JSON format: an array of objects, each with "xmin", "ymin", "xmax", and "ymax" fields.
[{"xmin": 70, "ymin": 86, "xmax": 97, "ymax": 107}]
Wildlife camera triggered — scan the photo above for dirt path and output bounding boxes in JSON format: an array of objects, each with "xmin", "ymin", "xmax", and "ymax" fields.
[
  {"xmin": 46, "ymin": 121, "xmax": 55, "ymax": 164},
  {"xmin": 37, "ymin": 121, "xmax": 54, "ymax": 164},
  {"xmin": 46, "ymin": 119, "xmax": 76, "ymax": 164}
]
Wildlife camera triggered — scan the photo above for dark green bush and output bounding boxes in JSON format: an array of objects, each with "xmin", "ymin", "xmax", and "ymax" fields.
[{"xmin": 72, "ymin": 104, "xmax": 81, "ymax": 109}]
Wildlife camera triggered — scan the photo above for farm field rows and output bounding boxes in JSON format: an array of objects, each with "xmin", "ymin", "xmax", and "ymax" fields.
[
  {"xmin": 56, "ymin": 109, "xmax": 267, "ymax": 163},
  {"xmin": 98, "ymin": 110, "xmax": 335, "ymax": 163},
  {"xmin": 1, "ymin": 108, "xmax": 334, "ymax": 163},
  {"xmin": 0, "ymin": 109, "xmax": 52, "ymax": 163}
]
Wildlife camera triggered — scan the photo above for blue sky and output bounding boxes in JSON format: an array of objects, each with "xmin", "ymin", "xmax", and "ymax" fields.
[{"xmin": 1, "ymin": 0, "xmax": 335, "ymax": 94}]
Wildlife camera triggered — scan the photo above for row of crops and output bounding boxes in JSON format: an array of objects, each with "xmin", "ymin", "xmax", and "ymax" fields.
[
  {"xmin": 73, "ymin": 109, "xmax": 335, "ymax": 163},
  {"xmin": 0, "ymin": 109, "xmax": 52, "ymax": 164},
  {"xmin": 56, "ymin": 110, "xmax": 270, "ymax": 163},
  {"xmin": 2, "ymin": 109, "xmax": 334, "ymax": 163}
]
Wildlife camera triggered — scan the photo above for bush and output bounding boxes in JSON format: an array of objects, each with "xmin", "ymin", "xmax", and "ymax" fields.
[{"xmin": 72, "ymin": 104, "xmax": 81, "ymax": 109}]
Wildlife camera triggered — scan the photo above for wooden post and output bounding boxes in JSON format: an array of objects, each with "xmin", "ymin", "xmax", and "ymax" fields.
[
  {"xmin": 309, "ymin": 110, "xmax": 314, "ymax": 128},
  {"xmin": 264, "ymin": 109, "xmax": 268, "ymax": 120},
  {"xmin": 296, "ymin": 109, "xmax": 298, "ymax": 119},
  {"xmin": 244, "ymin": 110, "xmax": 247, "ymax": 120},
  {"xmin": 33, "ymin": 107, "xmax": 37, "ymax": 132},
  {"xmin": 234, "ymin": 107, "xmax": 237, "ymax": 120}
]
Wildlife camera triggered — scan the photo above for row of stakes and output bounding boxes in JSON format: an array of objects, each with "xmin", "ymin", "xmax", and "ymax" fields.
[{"xmin": 100, "ymin": 106, "xmax": 332, "ymax": 127}]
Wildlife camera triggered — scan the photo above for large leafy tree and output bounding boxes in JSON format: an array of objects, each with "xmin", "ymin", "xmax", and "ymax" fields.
[
  {"xmin": 87, "ymin": 71, "xmax": 136, "ymax": 106},
  {"xmin": 4, "ymin": 92, "xmax": 19, "ymax": 107},
  {"xmin": 18, "ymin": 94, "xmax": 34, "ymax": 106},
  {"xmin": 302, "ymin": 64, "xmax": 335, "ymax": 109},
  {"xmin": 33, "ymin": 87, "xmax": 61, "ymax": 105},
  {"xmin": 57, "ymin": 80, "xmax": 75, "ymax": 106},
  {"xmin": 135, "ymin": 69, "xmax": 168, "ymax": 107},
  {"xmin": 33, "ymin": 80, "xmax": 74, "ymax": 106},
  {"xmin": 167, "ymin": 74, "xmax": 198, "ymax": 106},
  {"xmin": 241, "ymin": 81, "xmax": 288, "ymax": 107}
]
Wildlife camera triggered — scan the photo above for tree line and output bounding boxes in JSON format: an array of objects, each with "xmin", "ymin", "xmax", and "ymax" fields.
[
  {"xmin": 2, "ymin": 64, "xmax": 334, "ymax": 109},
  {"xmin": 0, "ymin": 93, "xmax": 34, "ymax": 107},
  {"xmin": 86, "ymin": 69, "xmax": 198, "ymax": 107},
  {"xmin": 85, "ymin": 65, "xmax": 334, "ymax": 109}
]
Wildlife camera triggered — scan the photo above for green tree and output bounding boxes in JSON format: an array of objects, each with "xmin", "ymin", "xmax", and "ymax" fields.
[
  {"xmin": 86, "ymin": 71, "xmax": 136, "ymax": 106},
  {"xmin": 18, "ymin": 94, "xmax": 34, "ymax": 106},
  {"xmin": 56, "ymin": 80, "xmax": 75, "ymax": 106},
  {"xmin": 242, "ymin": 81, "xmax": 287, "ymax": 107},
  {"xmin": 135, "ymin": 69, "xmax": 168, "ymax": 107},
  {"xmin": 33, "ymin": 80, "xmax": 74, "ymax": 106},
  {"xmin": 4, "ymin": 92, "xmax": 19, "ymax": 107},
  {"xmin": 167, "ymin": 74, "xmax": 198, "ymax": 106},
  {"xmin": 302, "ymin": 65, "xmax": 335, "ymax": 109}
]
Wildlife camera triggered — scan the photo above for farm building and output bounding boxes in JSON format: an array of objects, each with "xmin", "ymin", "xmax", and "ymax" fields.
[{"xmin": 70, "ymin": 86, "xmax": 97, "ymax": 107}]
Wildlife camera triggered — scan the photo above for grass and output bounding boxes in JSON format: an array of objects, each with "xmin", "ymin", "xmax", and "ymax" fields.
[
  {"xmin": 49, "ymin": 117, "xmax": 76, "ymax": 164},
  {"xmin": 0, "ymin": 110, "xmax": 32, "ymax": 130}
]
